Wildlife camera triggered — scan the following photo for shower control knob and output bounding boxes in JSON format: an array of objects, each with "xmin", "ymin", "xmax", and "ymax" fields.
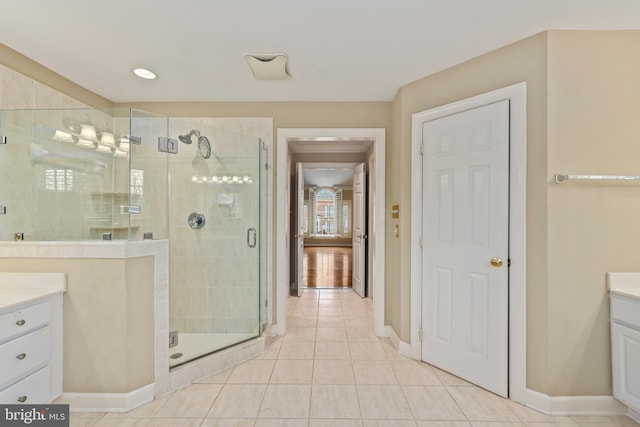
[{"xmin": 188, "ymin": 212, "xmax": 206, "ymax": 229}]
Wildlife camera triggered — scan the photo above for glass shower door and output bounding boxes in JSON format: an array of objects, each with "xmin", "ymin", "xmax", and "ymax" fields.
[{"xmin": 166, "ymin": 119, "xmax": 262, "ymax": 367}]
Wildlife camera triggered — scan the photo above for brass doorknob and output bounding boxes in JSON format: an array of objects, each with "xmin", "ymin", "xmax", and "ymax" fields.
[{"xmin": 490, "ymin": 257, "xmax": 503, "ymax": 268}]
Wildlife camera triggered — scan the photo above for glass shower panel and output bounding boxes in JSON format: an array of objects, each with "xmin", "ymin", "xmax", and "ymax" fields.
[
  {"xmin": 128, "ymin": 109, "xmax": 169, "ymax": 240},
  {"xmin": 0, "ymin": 109, "xmax": 36, "ymax": 241},
  {"xmin": 0, "ymin": 108, "xmax": 130, "ymax": 241},
  {"xmin": 167, "ymin": 119, "xmax": 262, "ymax": 367}
]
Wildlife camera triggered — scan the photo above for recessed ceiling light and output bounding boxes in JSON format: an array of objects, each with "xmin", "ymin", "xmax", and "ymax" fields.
[{"xmin": 133, "ymin": 68, "xmax": 157, "ymax": 80}]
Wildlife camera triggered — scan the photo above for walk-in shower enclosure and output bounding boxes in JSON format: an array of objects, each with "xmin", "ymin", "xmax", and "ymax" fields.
[{"xmin": 0, "ymin": 108, "xmax": 268, "ymax": 367}]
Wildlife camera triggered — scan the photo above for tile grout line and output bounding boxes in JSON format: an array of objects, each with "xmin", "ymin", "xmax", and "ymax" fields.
[{"xmin": 307, "ymin": 288, "xmax": 319, "ymax": 422}]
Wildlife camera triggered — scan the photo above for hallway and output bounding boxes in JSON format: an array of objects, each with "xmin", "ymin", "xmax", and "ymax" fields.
[{"xmin": 71, "ymin": 289, "xmax": 639, "ymax": 426}]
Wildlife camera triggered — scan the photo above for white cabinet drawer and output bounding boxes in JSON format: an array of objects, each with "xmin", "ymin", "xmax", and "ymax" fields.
[
  {"xmin": 0, "ymin": 326, "xmax": 50, "ymax": 387},
  {"xmin": 0, "ymin": 301, "xmax": 51, "ymax": 343},
  {"xmin": 611, "ymin": 294, "xmax": 640, "ymax": 329},
  {"xmin": 0, "ymin": 366, "xmax": 51, "ymax": 404}
]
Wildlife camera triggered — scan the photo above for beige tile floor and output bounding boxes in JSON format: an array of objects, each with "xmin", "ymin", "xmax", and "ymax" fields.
[{"xmin": 71, "ymin": 288, "xmax": 640, "ymax": 427}]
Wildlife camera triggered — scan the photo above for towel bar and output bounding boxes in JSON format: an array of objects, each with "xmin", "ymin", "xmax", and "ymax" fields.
[{"xmin": 554, "ymin": 174, "xmax": 640, "ymax": 184}]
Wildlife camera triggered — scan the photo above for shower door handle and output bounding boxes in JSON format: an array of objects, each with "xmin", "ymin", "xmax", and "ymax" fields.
[{"xmin": 247, "ymin": 228, "xmax": 257, "ymax": 248}]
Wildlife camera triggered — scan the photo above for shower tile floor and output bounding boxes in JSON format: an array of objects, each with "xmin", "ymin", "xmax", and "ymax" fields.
[{"xmin": 71, "ymin": 288, "xmax": 639, "ymax": 427}]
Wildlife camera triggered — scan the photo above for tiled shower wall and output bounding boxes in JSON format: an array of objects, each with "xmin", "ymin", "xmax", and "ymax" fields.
[
  {"xmin": 167, "ymin": 118, "xmax": 272, "ymax": 336},
  {"xmin": 0, "ymin": 64, "xmax": 88, "ymax": 110}
]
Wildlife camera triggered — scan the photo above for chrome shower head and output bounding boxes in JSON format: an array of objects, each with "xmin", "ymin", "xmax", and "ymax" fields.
[{"xmin": 178, "ymin": 129, "xmax": 201, "ymax": 144}]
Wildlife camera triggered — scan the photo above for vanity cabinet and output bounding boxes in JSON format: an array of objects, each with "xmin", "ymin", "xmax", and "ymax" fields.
[
  {"xmin": 610, "ymin": 293, "xmax": 640, "ymax": 414},
  {"xmin": 0, "ymin": 294, "xmax": 63, "ymax": 404}
]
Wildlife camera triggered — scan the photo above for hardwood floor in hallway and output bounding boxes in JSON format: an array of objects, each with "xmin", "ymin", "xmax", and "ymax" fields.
[{"xmin": 303, "ymin": 246, "xmax": 352, "ymax": 288}]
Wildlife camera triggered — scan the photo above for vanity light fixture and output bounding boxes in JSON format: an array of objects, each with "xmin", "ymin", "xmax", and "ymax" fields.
[
  {"xmin": 99, "ymin": 132, "xmax": 116, "ymax": 148},
  {"xmin": 52, "ymin": 130, "xmax": 75, "ymax": 143},
  {"xmin": 79, "ymin": 124, "xmax": 99, "ymax": 142},
  {"xmin": 133, "ymin": 68, "xmax": 157, "ymax": 80}
]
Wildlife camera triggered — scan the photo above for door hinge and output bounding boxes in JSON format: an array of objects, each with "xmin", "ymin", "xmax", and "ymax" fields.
[
  {"xmin": 419, "ymin": 326, "xmax": 423, "ymax": 342},
  {"xmin": 508, "ymin": 258, "xmax": 511, "ymax": 268},
  {"xmin": 420, "ymin": 142, "xmax": 424, "ymax": 155},
  {"xmin": 169, "ymin": 331, "xmax": 178, "ymax": 348},
  {"xmin": 158, "ymin": 137, "xmax": 178, "ymax": 154},
  {"xmin": 419, "ymin": 235, "xmax": 423, "ymax": 248}
]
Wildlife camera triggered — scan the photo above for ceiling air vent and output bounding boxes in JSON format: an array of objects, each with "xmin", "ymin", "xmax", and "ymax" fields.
[{"xmin": 244, "ymin": 53, "xmax": 291, "ymax": 80}]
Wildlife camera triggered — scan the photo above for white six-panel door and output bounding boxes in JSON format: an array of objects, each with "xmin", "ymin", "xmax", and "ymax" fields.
[
  {"xmin": 421, "ymin": 100, "xmax": 510, "ymax": 397},
  {"xmin": 352, "ymin": 163, "xmax": 366, "ymax": 297},
  {"xmin": 295, "ymin": 163, "xmax": 305, "ymax": 296}
]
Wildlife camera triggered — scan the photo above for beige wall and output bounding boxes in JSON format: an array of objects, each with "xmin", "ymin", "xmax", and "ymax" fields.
[
  {"xmin": 116, "ymin": 101, "xmax": 391, "ymax": 130},
  {"xmin": 546, "ymin": 31, "xmax": 640, "ymax": 395},
  {"xmin": 0, "ymin": 257, "xmax": 155, "ymax": 393}
]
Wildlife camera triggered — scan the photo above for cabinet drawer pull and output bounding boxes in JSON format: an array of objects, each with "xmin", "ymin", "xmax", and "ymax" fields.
[
  {"xmin": 17, "ymin": 396, "xmax": 27, "ymax": 403},
  {"xmin": 16, "ymin": 353, "xmax": 26, "ymax": 360},
  {"xmin": 16, "ymin": 319, "xmax": 26, "ymax": 326}
]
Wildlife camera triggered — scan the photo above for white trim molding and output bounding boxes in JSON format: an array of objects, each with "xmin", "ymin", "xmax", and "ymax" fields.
[
  {"xmin": 385, "ymin": 325, "xmax": 412, "ymax": 358},
  {"xmin": 276, "ymin": 128, "xmax": 386, "ymax": 337},
  {"xmin": 57, "ymin": 384, "xmax": 155, "ymax": 413},
  {"xmin": 410, "ymin": 82, "xmax": 528, "ymax": 403},
  {"xmin": 526, "ymin": 389, "xmax": 628, "ymax": 416}
]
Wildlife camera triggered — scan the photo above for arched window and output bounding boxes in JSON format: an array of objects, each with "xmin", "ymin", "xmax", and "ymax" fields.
[{"xmin": 309, "ymin": 186, "xmax": 342, "ymax": 237}]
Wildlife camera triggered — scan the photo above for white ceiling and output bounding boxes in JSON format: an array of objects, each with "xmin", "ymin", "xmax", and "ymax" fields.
[
  {"xmin": 304, "ymin": 168, "xmax": 354, "ymax": 187},
  {"xmin": 1, "ymin": 0, "xmax": 639, "ymax": 103}
]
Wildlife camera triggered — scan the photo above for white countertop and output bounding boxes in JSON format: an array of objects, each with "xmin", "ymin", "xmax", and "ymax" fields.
[
  {"xmin": 607, "ymin": 272, "xmax": 640, "ymax": 301},
  {"xmin": 0, "ymin": 272, "xmax": 67, "ymax": 312}
]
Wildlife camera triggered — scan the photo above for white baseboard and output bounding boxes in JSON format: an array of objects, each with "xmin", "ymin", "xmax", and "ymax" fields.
[
  {"xmin": 628, "ymin": 407, "xmax": 640, "ymax": 423},
  {"xmin": 526, "ymin": 388, "xmax": 628, "ymax": 416},
  {"xmin": 55, "ymin": 383, "xmax": 154, "ymax": 413},
  {"xmin": 384, "ymin": 325, "xmax": 411, "ymax": 357}
]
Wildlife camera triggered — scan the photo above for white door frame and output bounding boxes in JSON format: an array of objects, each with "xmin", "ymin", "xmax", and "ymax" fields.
[
  {"xmin": 276, "ymin": 128, "xmax": 386, "ymax": 337},
  {"xmin": 410, "ymin": 82, "xmax": 527, "ymax": 404},
  {"xmin": 294, "ymin": 163, "xmax": 305, "ymax": 297}
]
